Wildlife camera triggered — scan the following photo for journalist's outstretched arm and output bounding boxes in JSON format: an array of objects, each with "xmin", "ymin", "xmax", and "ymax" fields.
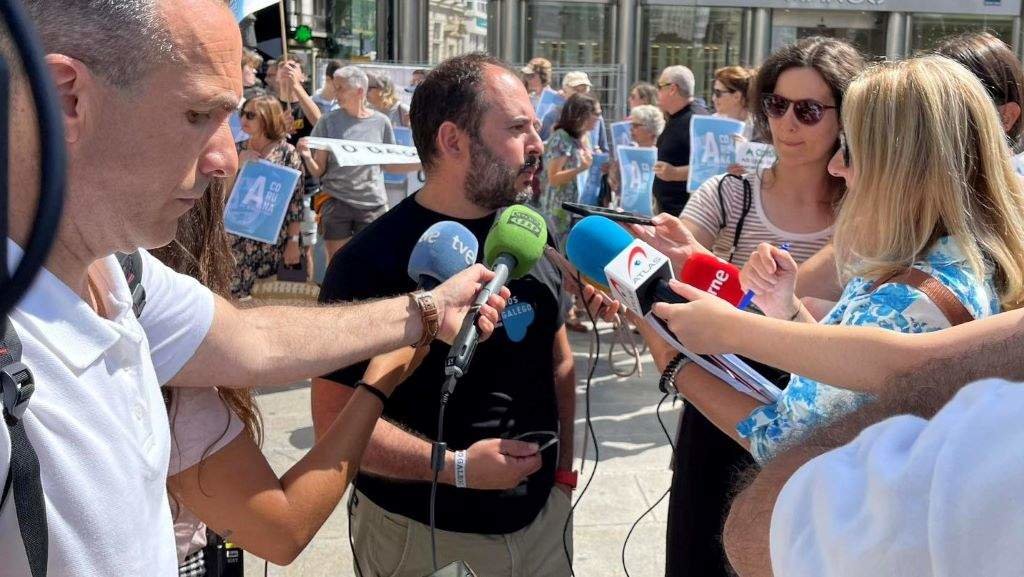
[
  {"xmin": 657, "ymin": 281, "xmax": 1024, "ymax": 393},
  {"xmin": 167, "ymin": 264, "xmax": 507, "ymax": 390}
]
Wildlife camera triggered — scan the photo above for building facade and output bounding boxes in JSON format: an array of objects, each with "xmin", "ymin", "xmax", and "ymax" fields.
[{"xmin": 256, "ymin": 0, "xmax": 1023, "ymax": 115}]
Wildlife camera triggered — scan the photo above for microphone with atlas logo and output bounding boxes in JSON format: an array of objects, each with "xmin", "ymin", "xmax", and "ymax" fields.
[{"xmin": 565, "ymin": 215, "xmax": 684, "ymax": 316}]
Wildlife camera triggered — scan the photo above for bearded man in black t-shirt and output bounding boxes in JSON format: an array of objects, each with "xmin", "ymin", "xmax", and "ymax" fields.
[{"xmin": 311, "ymin": 53, "xmax": 578, "ymax": 577}]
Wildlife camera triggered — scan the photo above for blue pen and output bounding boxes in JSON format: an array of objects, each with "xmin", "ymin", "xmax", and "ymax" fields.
[{"xmin": 738, "ymin": 242, "xmax": 790, "ymax": 310}]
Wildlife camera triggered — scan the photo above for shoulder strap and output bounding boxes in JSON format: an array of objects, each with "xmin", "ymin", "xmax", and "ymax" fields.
[
  {"xmin": 872, "ymin": 268, "xmax": 975, "ymax": 326},
  {"xmin": 0, "ymin": 317, "xmax": 48, "ymax": 577},
  {"xmin": 716, "ymin": 174, "xmax": 754, "ymax": 264},
  {"xmin": 116, "ymin": 251, "xmax": 146, "ymax": 319}
]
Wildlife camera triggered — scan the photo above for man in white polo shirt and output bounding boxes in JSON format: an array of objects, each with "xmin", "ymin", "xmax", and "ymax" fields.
[
  {"xmin": 722, "ymin": 369, "xmax": 1024, "ymax": 575},
  {"xmin": 0, "ymin": 1, "xmax": 506, "ymax": 576}
]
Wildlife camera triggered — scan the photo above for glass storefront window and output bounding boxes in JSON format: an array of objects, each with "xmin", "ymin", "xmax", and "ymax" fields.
[
  {"xmin": 332, "ymin": 0, "xmax": 377, "ymax": 60},
  {"xmin": 428, "ymin": 0, "xmax": 489, "ymax": 64},
  {"xmin": 641, "ymin": 6, "xmax": 743, "ymax": 106},
  {"xmin": 772, "ymin": 10, "xmax": 887, "ymax": 60},
  {"xmin": 909, "ymin": 14, "xmax": 1015, "ymax": 53},
  {"xmin": 527, "ymin": 2, "xmax": 615, "ymax": 66}
]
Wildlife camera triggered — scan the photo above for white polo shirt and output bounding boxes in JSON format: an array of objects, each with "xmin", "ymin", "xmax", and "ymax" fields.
[
  {"xmin": 0, "ymin": 244, "xmax": 214, "ymax": 576},
  {"xmin": 770, "ymin": 378, "xmax": 1024, "ymax": 577}
]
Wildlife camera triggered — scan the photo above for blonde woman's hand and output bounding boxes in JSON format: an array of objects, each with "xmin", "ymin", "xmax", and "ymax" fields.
[{"xmin": 650, "ymin": 280, "xmax": 744, "ymax": 355}]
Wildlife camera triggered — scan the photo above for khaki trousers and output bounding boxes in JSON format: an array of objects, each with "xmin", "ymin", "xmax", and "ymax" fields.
[{"xmin": 350, "ymin": 488, "xmax": 574, "ymax": 577}]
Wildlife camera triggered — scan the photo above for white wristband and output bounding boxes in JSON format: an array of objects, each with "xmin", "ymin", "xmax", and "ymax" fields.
[{"xmin": 454, "ymin": 450, "xmax": 468, "ymax": 489}]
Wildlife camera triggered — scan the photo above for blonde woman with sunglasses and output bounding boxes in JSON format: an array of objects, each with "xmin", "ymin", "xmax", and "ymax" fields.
[{"xmin": 651, "ymin": 56, "xmax": 1024, "ymax": 464}]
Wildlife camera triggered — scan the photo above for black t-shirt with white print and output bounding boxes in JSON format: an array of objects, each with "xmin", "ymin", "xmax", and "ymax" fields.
[{"xmin": 318, "ymin": 194, "xmax": 568, "ymax": 534}]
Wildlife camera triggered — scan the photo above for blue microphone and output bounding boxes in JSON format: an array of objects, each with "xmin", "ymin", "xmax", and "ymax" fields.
[
  {"xmin": 565, "ymin": 215, "xmax": 635, "ymax": 287},
  {"xmin": 565, "ymin": 215, "xmax": 683, "ymax": 315},
  {"xmin": 408, "ymin": 221, "xmax": 480, "ymax": 289}
]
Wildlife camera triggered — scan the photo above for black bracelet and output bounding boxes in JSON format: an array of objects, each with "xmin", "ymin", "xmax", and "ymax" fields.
[
  {"xmin": 659, "ymin": 353, "xmax": 689, "ymax": 395},
  {"xmin": 356, "ymin": 380, "xmax": 389, "ymax": 405}
]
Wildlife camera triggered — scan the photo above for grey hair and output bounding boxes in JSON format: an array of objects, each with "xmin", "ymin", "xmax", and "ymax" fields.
[
  {"xmin": 661, "ymin": 65, "xmax": 695, "ymax": 98},
  {"xmin": 334, "ymin": 66, "xmax": 369, "ymax": 92},
  {"xmin": 17, "ymin": 0, "xmax": 229, "ymax": 89},
  {"xmin": 630, "ymin": 105, "xmax": 666, "ymax": 138}
]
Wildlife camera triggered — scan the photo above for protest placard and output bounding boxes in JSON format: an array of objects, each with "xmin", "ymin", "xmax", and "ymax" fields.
[
  {"xmin": 688, "ymin": 116, "xmax": 744, "ymax": 192},
  {"xmin": 616, "ymin": 146, "xmax": 657, "ymax": 216},
  {"xmin": 736, "ymin": 142, "xmax": 778, "ymax": 174},
  {"xmin": 224, "ymin": 160, "xmax": 302, "ymax": 244},
  {"xmin": 305, "ymin": 136, "xmax": 420, "ymax": 166},
  {"xmin": 576, "ymin": 152, "xmax": 610, "ymax": 205},
  {"xmin": 385, "ymin": 127, "xmax": 414, "ymax": 185},
  {"xmin": 611, "ymin": 121, "xmax": 634, "ymax": 151},
  {"xmin": 230, "ymin": 111, "xmax": 249, "ymax": 144},
  {"xmin": 536, "ymin": 90, "xmax": 565, "ymax": 125}
]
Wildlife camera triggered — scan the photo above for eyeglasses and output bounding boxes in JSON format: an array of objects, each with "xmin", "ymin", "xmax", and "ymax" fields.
[
  {"xmin": 241, "ymin": 110, "xmax": 258, "ymax": 120},
  {"xmin": 839, "ymin": 132, "xmax": 851, "ymax": 168},
  {"xmin": 657, "ymin": 81, "xmax": 673, "ymax": 90},
  {"xmin": 712, "ymin": 88, "xmax": 736, "ymax": 99},
  {"xmin": 761, "ymin": 94, "xmax": 837, "ymax": 126}
]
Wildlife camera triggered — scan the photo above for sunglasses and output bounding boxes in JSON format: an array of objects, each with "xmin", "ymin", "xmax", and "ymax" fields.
[
  {"xmin": 839, "ymin": 132, "xmax": 851, "ymax": 167},
  {"xmin": 712, "ymin": 88, "xmax": 736, "ymax": 98},
  {"xmin": 241, "ymin": 110, "xmax": 258, "ymax": 120},
  {"xmin": 761, "ymin": 94, "xmax": 837, "ymax": 125},
  {"xmin": 657, "ymin": 81, "xmax": 673, "ymax": 90}
]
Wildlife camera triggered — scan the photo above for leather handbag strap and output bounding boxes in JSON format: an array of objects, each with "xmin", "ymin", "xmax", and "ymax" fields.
[{"xmin": 872, "ymin": 268, "xmax": 974, "ymax": 327}]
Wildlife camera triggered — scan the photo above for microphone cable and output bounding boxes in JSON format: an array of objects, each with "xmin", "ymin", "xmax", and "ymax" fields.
[
  {"xmin": 621, "ymin": 389, "xmax": 678, "ymax": 577},
  {"xmin": 428, "ymin": 380, "xmax": 454, "ymax": 572},
  {"xmin": 564, "ymin": 271, "xmax": 602, "ymax": 577}
]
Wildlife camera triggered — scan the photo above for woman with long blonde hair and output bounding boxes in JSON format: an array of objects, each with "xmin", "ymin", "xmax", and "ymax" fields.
[{"xmin": 649, "ymin": 55, "xmax": 1024, "ymax": 464}]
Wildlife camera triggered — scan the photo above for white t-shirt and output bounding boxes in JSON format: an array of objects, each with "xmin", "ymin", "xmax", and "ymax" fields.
[
  {"xmin": 0, "ymin": 244, "xmax": 214, "ymax": 576},
  {"xmin": 770, "ymin": 378, "xmax": 1024, "ymax": 577}
]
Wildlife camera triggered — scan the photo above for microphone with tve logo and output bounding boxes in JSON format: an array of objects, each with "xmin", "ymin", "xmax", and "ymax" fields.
[{"xmin": 408, "ymin": 221, "xmax": 480, "ymax": 289}]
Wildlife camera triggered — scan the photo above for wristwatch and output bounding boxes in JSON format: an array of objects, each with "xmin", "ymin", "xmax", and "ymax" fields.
[
  {"xmin": 554, "ymin": 469, "xmax": 578, "ymax": 490},
  {"xmin": 409, "ymin": 290, "xmax": 439, "ymax": 349}
]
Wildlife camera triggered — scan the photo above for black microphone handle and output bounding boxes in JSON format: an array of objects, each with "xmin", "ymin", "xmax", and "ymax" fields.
[
  {"xmin": 639, "ymin": 278, "xmax": 689, "ymax": 314},
  {"xmin": 443, "ymin": 253, "xmax": 516, "ymax": 383}
]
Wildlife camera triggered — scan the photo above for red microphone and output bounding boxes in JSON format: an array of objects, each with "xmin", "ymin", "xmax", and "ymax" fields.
[{"xmin": 679, "ymin": 253, "xmax": 745, "ymax": 307}]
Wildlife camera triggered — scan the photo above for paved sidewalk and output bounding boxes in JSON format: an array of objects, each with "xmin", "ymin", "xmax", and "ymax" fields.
[{"xmin": 246, "ymin": 324, "xmax": 681, "ymax": 576}]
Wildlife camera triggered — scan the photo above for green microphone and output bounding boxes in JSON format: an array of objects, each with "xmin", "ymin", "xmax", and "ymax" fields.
[{"xmin": 444, "ymin": 204, "xmax": 548, "ymax": 385}]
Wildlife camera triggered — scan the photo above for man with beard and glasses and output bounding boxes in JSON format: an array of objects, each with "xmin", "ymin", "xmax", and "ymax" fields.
[{"xmin": 311, "ymin": 53, "xmax": 578, "ymax": 577}]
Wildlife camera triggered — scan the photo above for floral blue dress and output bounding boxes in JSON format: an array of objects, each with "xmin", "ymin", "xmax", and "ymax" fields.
[
  {"xmin": 538, "ymin": 129, "xmax": 583, "ymax": 237},
  {"xmin": 737, "ymin": 237, "xmax": 1001, "ymax": 463}
]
